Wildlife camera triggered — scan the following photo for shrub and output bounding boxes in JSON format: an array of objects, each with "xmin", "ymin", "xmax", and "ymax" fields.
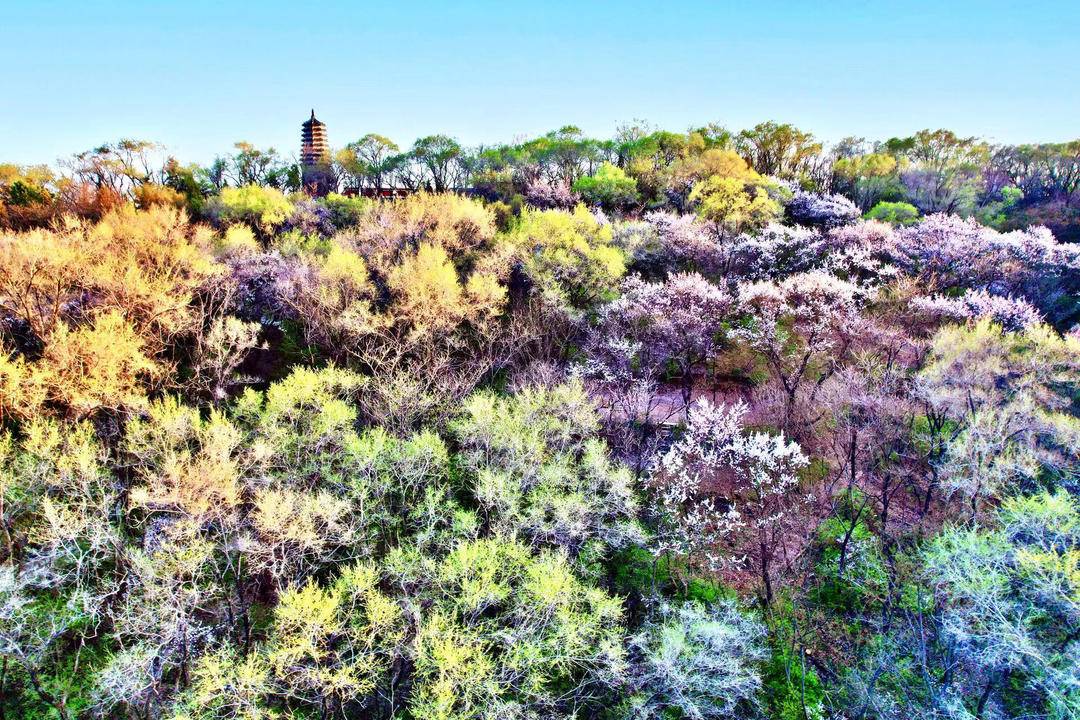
[
  {"xmin": 626, "ymin": 600, "xmax": 766, "ymax": 719},
  {"xmin": 205, "ymin": 185, "xmax": 294, "ymax": 238},
  {"xmin": 133, "ymin": 182, "xmax": 187, "ymax": 211},
  {"xmin": 506, "ymin": 206, "xmax": 626, "ymax": 317},
  {"xmin": 572, "ymin": 163, "xmax": 640, "ymax": 212},
  {"xmin": 784, "ymin": 190, "xmax": 861, "ymax": 230},
  {"xmin": 865, "ymin": 200, "xmax": 920, "ymax": 226},
  {"xmin": 342, "ymin": 192, "xmax": 497, "ymax": 274}
]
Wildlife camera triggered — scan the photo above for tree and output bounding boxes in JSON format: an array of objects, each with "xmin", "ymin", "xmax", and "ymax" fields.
[
  {"xmin": 507, "ymin": 206, "xmax": 627, "ymax": 321},
  {"xmin": 832, "ymin": 152, "xmax": 900, "ymax": 211},
  {"xmin": 647, "ymin": 399, "xmax": 809, "ymax": 601},
  {"xmin": 264, "ymin": 565, "xmax": 405, "ymax": 716},
  {"xmin": 690, "ymin": 175, "xmax": 782, "ymax": 237},
  {"xmin": 450, "ymin": 380, "xmax": 641, "ymax": 555},
  {"xmin": 739, "ymin": 271, "xmax": 867, "ymax": 437},
  {"xmin": 890, "ymin": 129, "xmax": 989, "ymax": 215},
  {"xmin": 736, "ymin": 122, "xmax": 823, "ymax": 181},
  {"xmin": 583, "ymin": 272, "xmax": 737, "ymax": 423},
  {"xmin": 864, "ymin": 200, "xmax": 919, "ymax": 226},
  {"xmin": 784, "ymin": 190, "xmax": 861, "ymax": 230},
  {"xmin": 411, "ymin": 135, "xmax": 463, "ymax": 192},
  {"xmin": 916, "ymin": 318, "xmax": 1080, "ymax": 514},
  {"xmin": 339, "ymin": 134, "xmax": 400, "ymax": 192},
  {"xmin": 405, "ymin": 538, "xmax": 626, "ymax": 720},
  {"xmin": 220, "ymin": 142, "xmax": 292, "ymax": 189},
  {"xmin": 912, "ymin": 288, "xmax": 1043, "ymax": 332},
  {"xmin": 65, "ymin": 139, "xmax": 164, "ymax": 198},
  {"xmin": 625, "ymin": 600, "xmax": 766, "ymax": 719},
  {"xmin": 205, "ymin": 185, "xmax": 294, "ymax": 238},
  {"xmin": 573, "ymin": 162, "xmax": 640, "ymax": 212},
  {"xmin": 924, "ymin": 491, "xmax": 1080, "ymax": 718}
]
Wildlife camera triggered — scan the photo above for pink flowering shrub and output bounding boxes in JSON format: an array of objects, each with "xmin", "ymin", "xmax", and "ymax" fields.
[
  {"xmin": 523, "ymin": 178, "xmax": 579, "ymax": 210},
  {"xmin": 891, "ymin": 214, "xmax": 1080, "ymax": 324},
  {"xmin": 911, "ymin": 289, "xmax": 1044, "ymax": 332},
  {"xmin": 583, "ymin": 272, "xmax": 738, "ymax": 419},
  {"xmin": 719, "ymin": 223, "xmax": 825, "ymax": 280},
  {"xmin": 738, "ymin": 271, "xmax": 868, "ymax": 436}
]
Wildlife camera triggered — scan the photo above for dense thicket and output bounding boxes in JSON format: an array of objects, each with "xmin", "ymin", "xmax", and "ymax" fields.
[{"xmin": 2, "ymin": 125, "xmax": 1080, "ymax": 720}]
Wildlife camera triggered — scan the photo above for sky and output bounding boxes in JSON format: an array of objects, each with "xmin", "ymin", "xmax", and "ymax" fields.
[{"xmin": 2, "ymin": 0, "xmax": 1079, "ymax": 167}]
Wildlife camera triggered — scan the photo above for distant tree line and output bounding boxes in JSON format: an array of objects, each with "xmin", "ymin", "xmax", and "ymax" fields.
[{"xmin": 3, "ymin": 122, "xmax": 1079, "ymax": 238}]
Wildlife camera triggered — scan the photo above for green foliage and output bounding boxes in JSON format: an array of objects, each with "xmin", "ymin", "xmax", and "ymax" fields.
[
  {"xmin": 918, "ymin": 318, "xmax": 1080, "ymax": 508},
  {"xmin": 976, "ymin": 185, "xmax": 1024, "ymax": 229},
  {"xmin": 923, "ymin": 490, "xmax": 1080, "ymax": 717},
  {"xmin": 811, "ymin": 493, "xmax": 888, "ymax": 612},
  {"xmin": 572, "ymin": 163, "xmax": 640, "ymax": 211},
  {"xmin": 408, "ymin": 537, "xmax": 626, "ymax": 720},
  {"xmin": 865, "ymin": 200, "xmax": 920, "ymax": 226},
  {"xmin": 689, "ymin": 174, "xmax": 783, "ymax": 235},
  {"xmin": 320, "ymin": 192, "xmax": 370, "ymax": 228},
  {"xmin": 761, "ymin": 601, "xmax": 826, "ymax": 720},
  {"xmin": 450, "ymin": 380, "xmax": 641, "ymax": 556}
]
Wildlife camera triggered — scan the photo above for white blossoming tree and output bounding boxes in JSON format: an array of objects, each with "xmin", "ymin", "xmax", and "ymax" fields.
[{"xmin": 647, "ymin": 399, "xmax": 809, "ymax": 602}]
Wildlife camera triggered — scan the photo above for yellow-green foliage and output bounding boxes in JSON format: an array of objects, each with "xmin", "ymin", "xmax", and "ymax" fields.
[
  {"xmin": 125, "ymin": 396, "xmax": 244, "ymax": 524},
  {"xmin": 171, "ymin": 647, "xmax": 273, "ymax": 720},
  {"xmin": 0, "ymin": 417, "xmax": 118, "ymax": 576},
  {"xmin": 689, "ymin": 174, "xmax": 782, "ymax": 236},
  {"xmin": 2, "ymin": 311, "xmax": 160, "ymax": 421},
  {"xmin": 451, "ymin": 380, "xmax": 640, "ymax": 552},
  {"xmin": 267, "ymin": 564, "xmax": 405, "ymax": 708},
  {"xmin": 213, "ymin": 223, "xmax": 260, "ymax": 257},
  {"xmin": 284, "ymin": 242, "xmax": 382, "ymax": 349},
  {"xmin": 506, "ymin": 205, "xmax": 626, "ymax": 314},
  {"xmin": 919, "ymin": 318, "xmax": 1080, "ymax": 504},
  {"xmin": 207, "ymin": 185, "xmax": 294, "ymax": 237},
  {"xmin": 409, "ymin": 537, "xmax": 625, "ymax": 720},
  {"xmin": 389, "ymin": 242, "xmax": 507, "ymax": 339},
  {"xmin": 0, "ymin": 204, "xmax": 217, "ymax": 343},
  {"xmin": 0, "ymin": 205, "xmax": 222, "ymax": 420},
  {"xmin": 345, "ymin": 192, "xmax": 498, "ymax": 274}
]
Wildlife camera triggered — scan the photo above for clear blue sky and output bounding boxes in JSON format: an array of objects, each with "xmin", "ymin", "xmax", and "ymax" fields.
[{"xmin": 3, "ymin": 0, "xmax": 1078, "ymax": 167}]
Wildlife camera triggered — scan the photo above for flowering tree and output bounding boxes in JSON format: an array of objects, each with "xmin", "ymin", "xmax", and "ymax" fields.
[
  {"xmin": 784, "ymin": 190, "xmax": 861, "ymax": 230},
  {"xmin": 583, "ymin": 272, "xmax": 738, "ymax": 423},
  {"xmin": 911, "ymin": 288, "xmax": 1044, "ymax": 332},
  {"xmin": 891, "ymin": 214, "xmax": 1080, "ymax": 325},
  {"xmin": 739, "ymin": 271, "xmax": 867, "ymax": 437},
  {"xmin": 613, "ymin": 211, "xmax": 721, "ymax": 279},
  {"xmin": 720, "ymin": 223, "xmax": 825, "ymax": 280},
  {"xmin": 522, "ymin": 177, "xmax": 578, "ymax": 209},
  {"xmin": 647, "ymin": 399, "xmax": 809, "ymax": 602},
  {"xmin": 625, "ymin": 600, "xmax": 766, "ymax": 719}
]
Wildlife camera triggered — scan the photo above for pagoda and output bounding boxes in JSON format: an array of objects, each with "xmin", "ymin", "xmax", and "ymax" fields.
[{"xmin": 300, "ymin": 110, "xmax": 332, "ymax": 196}]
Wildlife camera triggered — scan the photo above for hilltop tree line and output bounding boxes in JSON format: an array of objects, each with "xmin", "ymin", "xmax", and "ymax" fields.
[
  {"xmin": 1, "ymin": 120, "xmax": 1080, "ymax": 720},
  {"xmin": 3, "ymin": 122, "xmax": 1080, "ymax": 239}
]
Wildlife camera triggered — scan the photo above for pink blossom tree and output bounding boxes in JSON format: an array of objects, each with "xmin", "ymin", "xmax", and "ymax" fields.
[
  {"xmin": 738, "ymin": 271, "xmax": 869, "ymax": 438},
  {"xmin": 583, "ymin": 272, "xmax": 738, "ymax": 426}
]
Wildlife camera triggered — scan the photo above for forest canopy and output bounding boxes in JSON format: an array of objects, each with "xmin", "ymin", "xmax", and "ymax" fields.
[{"xmin": 2, "ymin": 120, "xmax": 1080, "ymax": 720}]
